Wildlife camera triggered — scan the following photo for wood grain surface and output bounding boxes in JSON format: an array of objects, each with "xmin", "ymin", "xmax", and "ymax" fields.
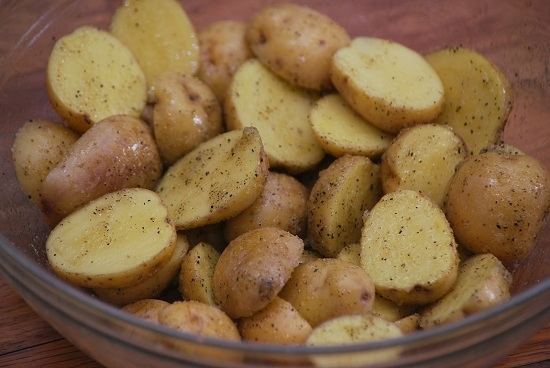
[{"xmin": 0, "ymin": 278, "xmax": 548, "ymax": 367}]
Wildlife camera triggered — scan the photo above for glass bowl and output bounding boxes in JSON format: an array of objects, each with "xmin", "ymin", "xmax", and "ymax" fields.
[{"xmin": 0, "ymin": 0, "xmax": 548, "ymax": 367}]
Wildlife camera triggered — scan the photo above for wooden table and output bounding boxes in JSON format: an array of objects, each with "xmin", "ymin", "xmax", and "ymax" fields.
[{"xmin": 0, "ymin": 277, "xmax": 548, "ymax": 367}]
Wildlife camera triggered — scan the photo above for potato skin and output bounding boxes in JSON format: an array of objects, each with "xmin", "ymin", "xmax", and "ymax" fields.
[
  {"xmin": 197, "ymin": 21, "xmax": 253, "ymax": 103},
  {"xmin": 224, "ymin": 171, "xmax": 309, "ymax": 242},
  {"xmin": 40, "ymin": 115, "xmax": 162, "ymax": 226},
  {"xmin": 152, "ymin": 71, "xmax": 223, "ymax": 166},
  {"xmin": 11, "ymin": 120, "xmax": 79, "ymax": 206},
  {"xmin": 212, "ymin": 227, "xmax": 304, "ymax": 319},
  {"xmin": 121, "ymin": 299, "xmax": 171, "ymax": 324},
  {"xmin": 279, "ymin": 258, "xmax": 375, "ymax": 327},
  {"xmin": 238, "ymin": 296, "xmax": 312, "ymax": 345},
  {"xmin": 445, "ymin": 150, "xmax": 550, "ymax": 263},
  {"xmin": 246, "ymin": 3, "xmax": 350, "ymax": 91}
]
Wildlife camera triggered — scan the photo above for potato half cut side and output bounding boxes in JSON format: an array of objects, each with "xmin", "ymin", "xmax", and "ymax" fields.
[
  {"xmin": 331, "ymin": 37, "xmax": 445, "ymax": 134},
  {"xmin": 306, "ymin": 314, "xmax": 404, "ymax": 367},
  {"xmin": 46, "ymin": 26, "xmax": 147, "ymax": 134},
  {"xmin": 425, "ymin": 46, "xmax": 513, "ymax": 156},
  {"xmin": 308, "ymin": 155, "xmax": 382, "ymax": 257},
  {"xmin": 360, "ymin": 189, "xmax": 459, "ymax": 305},
  {"xmin": 94, "ymin": 233, "xmax": 189, "ymax": 306},
  {"xmin": 156, "ymin": 127, "xmax": 269, "ymax": 230},
  {"xmin": 179, "ymin": 241, "xmax": 221, "ymax": 306},
  {"xmin": 46, "ymin": 188, "xmax": 177, "ymax": 289},
  {"xmin": 110, "ymin": 0, "xmax": 199, "ymax": 95},
  {"xmin": 225, "ymin": 59, "xmax": 324, "ymax": 174},
  {"xmin": 309, "ymin": 94, "xmax": 394, "ymax": 159},
  {"xmin": 419, "ymin": 253, "xmax": 512, "ymax": 329},
  {"xmin": 381, "ymin": 123, "xmax": 467, "ymax": 208}
]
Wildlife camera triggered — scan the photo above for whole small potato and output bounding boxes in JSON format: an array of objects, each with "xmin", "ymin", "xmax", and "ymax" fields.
[
  {"xmin": 11, "ymin": 120, "xmax": 79, "ymax": 206},
  {"xmin": 40, "ymin": 115, "xmax": 162, "ymax": 226},
  {"xmin": 152, "ymin": 71, "xmax": 223, "ymax": 166},
  {"xmin": 246, "ymin": 3, "xmax": 350, "ymax": 91},
  {"xmin": 212, "ymin": 227, "xmax": 304, "ymax": 319},
  {"xmin": 197, "ymin": 20, "xmax": 253, "ymax": 103},
  {"xmin": 121, "ymin": 299, "xmax": 171, "ymax": 324},
  {"xmin": 224, "ymin": 171, "xmax": 309, "ymax": 242},
  {"xmin": 279, "ymin": 258, "xmax": 375, "ymax": 327},
  {"xmin": 445, "ymin": 150, "xmax": 550, "ymax": 263}
]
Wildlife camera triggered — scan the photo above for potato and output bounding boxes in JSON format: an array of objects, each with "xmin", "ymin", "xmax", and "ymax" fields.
[
  {"xmin": 279, "ymin": 258, "xmax": 375, "ymax": 327},
  {"xmin": 360, "ymin": 189, "xmax": 459, "ymax": 305},
  {"xmin": 246, "ymin": 3, "xmax": 350, "ymax": 91},
  {"xmin": 156, "ymin": 127, "xmax": 269, "ymax": 230},
  {"xmin": 394, "ymin": 313, "xmax": 420, "ymax": 334},
  {"xmin": 381, "ymin": 123, "xmax": 467, "ymax": 208},
  {"xmin": 309, "ymin": 94, "xmax": 394, "ymax": 159},
  {"xmin": 94, "ymin": 233, "xmax": 189, "ymax": 306},
  {"xmin": 197, "ymin": 21, "xmax": 253, "ymax": 103},
  {"xmin": 110, "ymin": 0, "xmax": 199, "ymax": 96},
  {"xmin": 121, "ymin": 299, "xmax": 171, "ymax": 324},
  {"xmin": 308, "ymin": 155, "xmax": 382, "ymax": 257},
  {"xmin": 11, "ymin": 120, "xmax": 78, "ymax": 206},
  {"xmin": 40, "ymin": 115, "xmax": 162, "ymax": 226},
  {"xmin": 444, "ymin": 150, "xmax": 550, "ymax": 262},
  {"xmin": 419, "ymin": 253, "xmax": 513, "ymax": 329},
  {"xmin": 46, "ymin": 26, "xmax": 147, "ymax": 134},
  {"xmin": 152, "ymin": 71, "xmax": 223, "ymax": 166},
  {"xmin": 425, "ymin": 46, "xmax": 513, "ymax": 156},
  {"xmin": 299, "ymin": 248, "xmax": 322, "ymax": 264},
  {"xmin": 212, "ymin": 227, "xmax": 304, "ymax": 319},
  {"xmin": 336, "ymin": 242, "xmax": 361, "ymax": 266},
  {"xmin": 238, "ymin": 296, "xmax": 312, "ymax": 345},
  {"xmin": 224, "ymin": 171, "xmax": 309, "ymax": 242},
  {"xmin": 46, "ymin": 188, "xmax": 176, "ymax": 289},
  {"xmin": 306, "ymin": 314, "xmax": 404, "ymax": 366},
  {"xmin": 372, "ymin": 296, "xmax": 415, "ymax": 323},
  {"xmin": 224, "ymin": 58, "xmax": 324, "ymax": 173},
  {"xmin": 179, "ymin": 242, "xmax": 220, "ymax": 306},
  {"xmin": 158, "ymin": 300, "xmax": 240, "ymax": 341},
  {"xmin": 331, "ymin": 37, "xmax": 445, "ymax": 134},
  {"xmin": 182, "ymin": 222, "xmax": 227, "ymax": 253}
]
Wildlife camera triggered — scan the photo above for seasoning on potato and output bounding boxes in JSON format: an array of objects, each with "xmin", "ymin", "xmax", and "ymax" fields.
[
  {"xmin": 213, "ymin": 227, "xmax": 304, "ymax": 319},
  {"xmin": 246, "ymin": 3, "xmax": 351, "ymax": 91},
  {"xmin": 279, "ymin": 258, "xmax": 376, "ymax": 327},
  {"xmin": 46, "ymin": 188, "xmax": 177, "ymax": 289},
  {"xmin": 381, "ymin": 123, "xmax": 468, "ymax": 208},
  {"xmin": 155, "ymin": 127, "xmax": 269, "ymax": 230},
  {"xmin": 152, "ymin": 71, "xmax": 223, "ymax": 166},
  {"xmin": 331, "ymin": 37, "xmax": 445, "ymax": 134},
  {"xmin": 40, "ymin": 115, "xmax": 163, "ymax": 227},
  {"xmin": 307, "ymin": 154, "xmax": 382, "ymax": 258},
  {"xmin": 425, "ymin": 46, "xmax": 513, "ymax": 156},
  {"xmin": 178, "ymin": 241, "xmax": 220, "ymax": 306},
  {"xmin": 445, "ymin": 150, "xmax": 550, "ymax": 263},
  {"xmin": 110, "ymin": 0, "xmax": 200, "ymax": 97},
  {"xmin": 11, "ymin": 120, "xmax": 79, "ymax": 206},
  {"xmin": 46, "ymin": 26, "xmax": 147, "ymax": 133},
  {"xmin": 360, "ymin": 189, "xmax": 459, "ymax": 305}
]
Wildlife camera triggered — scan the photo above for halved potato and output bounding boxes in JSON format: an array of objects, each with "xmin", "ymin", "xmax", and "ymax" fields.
[
  {"xmin": 381, "ymin": 123, "xmax": 467, "ymax": 208},
  {"xmin": 94, "ymin": 233, "xmax": 189, "ymax": 306},
  {"xmin": 179, "ymin": 241, "xmax": 220, "ymax": 306},
  {"xmin": 225, "ymin": 59, "xmax": 324, "ymax": 173},
  {"xmin": 46, "ymin": 188, "xmax": 176, "ymax": 289},
  {"xmin": 308, "ymin": 155, "xmax": 382, "ymax": 257},
  {"xmin": 46, "ymin": 26, "xmax": 147, "ymax": 133},
  {"xmin": 11, "ymin": 120, "xmax": 79, "ymax": 206},
  {"xmin": 360, "ymin": 189, "xmax": 459, "ymax": 305},
  {"xmin": 331, "ymin": 37, "xmax": 445, "ymax": 134},
  {"xmin": 156, "ymin": 127, "xmax": 269, "ymax": 230},
  {"xmin": 110, "ymin": 0, "xmax": 199, "ymax": 96},
  {"xmin": 425, "ymin": 46, "xmax": 513, "ymax": 156},
  {"xmin": 309, "ymin": 94, "xmax": 394, "ymax": 158},
  {"xmin": 306, "ymin": 313, "xmax": 404, "ymax": 366},
  {"xmin": 419, "ymin": 253, "xmax": 513, "ymax": 329}
]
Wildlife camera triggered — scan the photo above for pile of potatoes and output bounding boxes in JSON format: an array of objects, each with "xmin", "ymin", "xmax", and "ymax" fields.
[{"xmin": 11, "ymin": 0, "xmax": 550, "ymax": 361}]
